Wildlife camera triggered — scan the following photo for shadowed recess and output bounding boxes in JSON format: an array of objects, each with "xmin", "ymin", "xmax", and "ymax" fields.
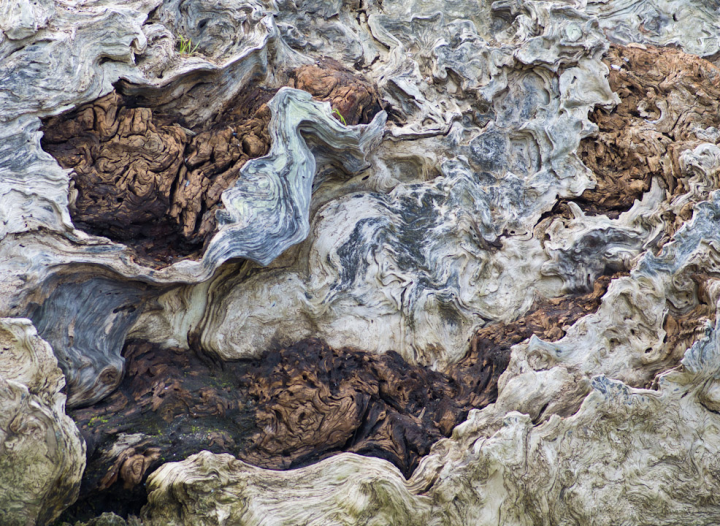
[
  {"xmin": 58, "ymin": 275, "xmax": 617, "ymax": 522},
  {"xmin": 40, "ymin": 60, "xmax": 383, "ymax": 266},
  {"xmin": 41, "ymin": 88, "xmax": 274, "ymax": 265}
]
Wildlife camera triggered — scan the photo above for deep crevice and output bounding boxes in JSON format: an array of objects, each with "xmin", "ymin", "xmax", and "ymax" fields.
[
  {"xmin": 40, "ymin": 60, "xmax": 384, "ymax": 268},
  {"xmin": 57, "ymin": 274, "xmax": 620, "ymax": 523}
]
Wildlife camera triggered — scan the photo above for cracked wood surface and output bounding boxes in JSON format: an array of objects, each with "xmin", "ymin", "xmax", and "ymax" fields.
[{"xmin": 4, "ymin": 0, "xmax": 720, "ymax": 525}]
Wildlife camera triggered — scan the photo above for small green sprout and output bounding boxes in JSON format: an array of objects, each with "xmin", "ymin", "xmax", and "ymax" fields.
[
  {"xmin": 177, "ymin": 35, "xmax": 199, "ymax": 55},
  {"xmin": 332, "ymin": 108, "xmax": 347, "ymax": 126}
]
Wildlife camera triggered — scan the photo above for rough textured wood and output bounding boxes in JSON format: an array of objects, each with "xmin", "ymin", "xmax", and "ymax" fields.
[
  {"xmin": 578, "ymin": 44, "xmax": 720, "ymax": 218},
  {"xmin": 42, "ymin": 89, "xmax": 271, "ymax": 264},
  {"xmin": 290, "ymin": 58, "xmax": 384, "ymax": 126},
  {"xmin": 4, "ymin": 0, "xmax": 720, "ymax": 524},
  {"xmin": 30, "ymin": 85, "xmax": 386, "ymax": 409},
  {"xmin": 58, "ymin": 275, "xmax": 616, "ymax": 522},
  {"xmin": 63, "ymin": 338, "xmax": 489, "ymax": 522},
  {"xmin": 142, "ymin": 199, "xmax": 720, "ymax": 525},
  {"xmin": 0, "ymin": 319, "xmax": 85, "ymax": 526},
  {"xmin": 41, "ymin": 62, "xmax": 383, "ymax": 266}
]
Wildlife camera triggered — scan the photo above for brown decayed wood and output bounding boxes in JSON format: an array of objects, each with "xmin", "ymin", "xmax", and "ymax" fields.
[
  {"xmin": 41, "ymin": 61, "xmax": 383, "ymax": 266},
  {"xmin": 60, "ymin": 275, "xmax": 617, "ymax": 522},
  {"xmin": 577, "ymin": 44, "xmax": 720, "ymax": 219},
  {"xmin": 290, "ymin": 58, "xmax": 384, "ymax": 126},
  {"xmin": 41, "ymin": 90, "xmax": 273, "ymax": 266}
]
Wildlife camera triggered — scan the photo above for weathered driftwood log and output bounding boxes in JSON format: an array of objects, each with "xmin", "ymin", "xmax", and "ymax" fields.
[{"xmin": 4, "ymin": 0, "xmax": 720, "ymax": 523}]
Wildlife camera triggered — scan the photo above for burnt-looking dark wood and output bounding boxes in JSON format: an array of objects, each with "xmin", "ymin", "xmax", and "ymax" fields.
[
  {"xmin": 41, "ymin": 60, "xmax": 384, "ymax": 267},
  {"xmin": 60, "ymin": 276, "xmax": 616, "ymax": 522}
]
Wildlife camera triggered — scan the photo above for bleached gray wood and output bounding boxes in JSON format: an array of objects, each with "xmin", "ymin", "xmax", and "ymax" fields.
[{"xmin": 2, "ymin": 0, "xmax": 720, "ymax": 523}]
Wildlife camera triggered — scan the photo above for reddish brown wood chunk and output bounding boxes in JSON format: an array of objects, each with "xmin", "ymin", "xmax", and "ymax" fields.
[
  {"xmin": 578, "ymin": 44, "xmax": 720, "ymax": 218},
  {"xmin": 290, "ymin": 57, "xmax": 384, "ymax": 126}
]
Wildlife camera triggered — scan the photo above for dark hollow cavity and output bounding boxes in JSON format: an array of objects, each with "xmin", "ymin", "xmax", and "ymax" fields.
[
  {"xmin": 59, "ymin": 275, "xmax": 616, "ymax": 522},
  {"xmin": 41, "ymin": 59, "xmax": 383, "ymax": 267}
]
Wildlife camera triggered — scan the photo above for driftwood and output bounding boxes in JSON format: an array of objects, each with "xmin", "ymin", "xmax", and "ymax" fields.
[{"xmin": 3, "ymin": 0, "xmax": 720, "ymax": 525}]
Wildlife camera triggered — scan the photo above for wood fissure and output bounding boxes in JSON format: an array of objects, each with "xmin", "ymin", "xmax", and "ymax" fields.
[
  {"xmin": 60, "ymin": 275, "xmax": 618, "ymax": 522},
  {"xmin": 41, "ymin": 60, "xmax": 383, "ymax": 266}
]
